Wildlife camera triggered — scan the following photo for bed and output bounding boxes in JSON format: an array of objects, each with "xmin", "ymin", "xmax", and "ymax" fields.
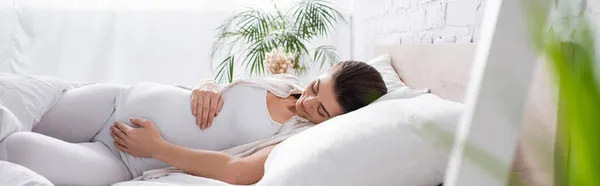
[
  {"xmin": 0, "ymin": 44, "xmax": 555, "ymax": 186},
  {"xmin": 375, "ymin": 44, "xmax": 557, "ymax": 186}
]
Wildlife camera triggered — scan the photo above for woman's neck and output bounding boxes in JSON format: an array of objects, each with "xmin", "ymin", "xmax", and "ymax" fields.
[
  {"xmin": 289, "ymin": 94, "xmax": 300, "ymax": 114},
  {"xmin": 267, "ymin": 92, "xmax": 300, "ymax": 124}
]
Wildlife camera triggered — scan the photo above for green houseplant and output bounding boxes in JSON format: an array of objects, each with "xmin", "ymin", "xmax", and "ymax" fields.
[
  {"xmin": 486, "ymin": 0, "xmax": 599, "ymax": 185},
  {"xmin": 526, "ymin": 0, "xmax": 600, "ymax": 185},
  {"xmin": 211, "ymin": 0, "xmax": 347, "ymax": 83},
  {"xmin": 419, "ymin": 1, "xmax": 598, "ymax": 185}
]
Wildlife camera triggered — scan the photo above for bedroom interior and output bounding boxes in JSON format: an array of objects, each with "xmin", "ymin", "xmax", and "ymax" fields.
[{"xmin": 0, "ymin": 0, "xmax": 598, "ymax": 186}]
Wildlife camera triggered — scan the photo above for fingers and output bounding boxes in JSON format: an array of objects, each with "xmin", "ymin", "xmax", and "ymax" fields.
[
  {"xmin": 206, "ymin": 95, "xmax": 219, "ymax": 129},
  {"xmin": 114, "ymin": 121, "xmax": 132, "ymax": 132},
  {"xmin": 191, "ymin": 91, "xmax": 198, "ymax": 116},
  {"xmin": 114, "ymin": 141, "xmax": 128, "ymax": 153},
  {"xmin": 129, "ymin": 117, "xmax": 154, "ymax": 129},
  {"xmin": 111, "ymin": 125, "xmax": 129, "ymax": 153},
  {"xmin": 201, "ymin": 98, "xmax": 210, "ymax": 130},
  {"xmin": 196, "ymin": 98, "xmax": 204, "ymax": 126},
  {"xmin": 110, "ymin": 129, "xmax": 127, "ymax": 146},
  {"xmin": 216, "ymin": 96, "xmax": 224, "ymax": 117},
  {"xmin": 191, "ymin": 89, "xmax": 222, "ymax": 130},
  {"xmin": 111, "ymin": 125, "xmax": 128, "ymax": 140}
]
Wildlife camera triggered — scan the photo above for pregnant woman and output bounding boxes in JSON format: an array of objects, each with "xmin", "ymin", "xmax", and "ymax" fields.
[{"xmin": 3, "ymin": 61, "xmax": 387, "ymax": 186}]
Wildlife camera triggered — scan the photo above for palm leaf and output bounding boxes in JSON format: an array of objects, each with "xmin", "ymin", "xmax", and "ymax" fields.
[
  {"xmin": 288, "ymin": 0, "xmax": 347, "ymax": 39},
  {"xmin": 212, "ymin": 7, "xmax": 275, "ymax": 80},
  {"xmin": 212, "ymin": 0, "xmax": 345, "ymax": 80},
  {"xmin": 312, "ymin": 45, "xmax": 340, "ymax": 68},
  {"xmin": 214, "ymin": 56, "xmax": 235, "ymax": 83},
  {"xmin": 242, "ymin": 40, "xmax": 270, "ymax": 76}
]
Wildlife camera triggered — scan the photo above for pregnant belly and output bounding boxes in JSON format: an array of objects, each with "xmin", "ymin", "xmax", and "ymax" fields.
[{"xmin": 114, "ymin": 83, "xmax": 237, "ymax": 151}]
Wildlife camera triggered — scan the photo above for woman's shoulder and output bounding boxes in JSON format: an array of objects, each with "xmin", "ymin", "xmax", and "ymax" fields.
[
  {"xmin": 236, "ymin": 74, "xmax": 304, "ymax": 89},
  {"xmin": 261, "ymin": 74, "xmax": 302, "ymax": 84}
]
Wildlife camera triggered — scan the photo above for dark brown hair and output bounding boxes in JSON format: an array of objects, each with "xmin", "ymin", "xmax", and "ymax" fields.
[{"xmin": 332, "ymin": 61, "xmax": 388, "ymax": 113}]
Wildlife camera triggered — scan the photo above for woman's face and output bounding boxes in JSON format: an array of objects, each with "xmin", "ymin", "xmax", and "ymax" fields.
[{"xmin": 296, "ymin": 69, "xmax": 344, "ymax": 124}]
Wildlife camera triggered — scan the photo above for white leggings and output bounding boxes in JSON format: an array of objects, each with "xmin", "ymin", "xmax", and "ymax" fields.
[{"xmin": 3, "ymin": 84, "xmax": 133, "ymax": 186}]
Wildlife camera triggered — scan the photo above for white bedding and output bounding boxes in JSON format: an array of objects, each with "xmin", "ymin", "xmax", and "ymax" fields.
[
  {"xmin": 0, "ymin": 73, "xmax": 89, "ymax": 141},
  {"xmin": 0, "ymin": 73, "xmax": 456, "ymax": 186},
  {"xmin": 0, "ymin": 73, "xmax": 238, "ymax": 186},
  {"xmin": 112, "ymin": 173, "xmax": 240, "ymax": 186},
  {"xmin": 0, "ymin": 73, "xmax": 80, "ymax": 186},
  {"xmin": 0, "ymin": 161, "xmax": 53, "ymax": 186}
]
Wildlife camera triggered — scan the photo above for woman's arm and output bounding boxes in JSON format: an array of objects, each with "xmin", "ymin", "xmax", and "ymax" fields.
[
  {"xmin": 154, "ymin": 141, "xmax": 275, "ymax": 185},
  {"xmin": 111, "ymin": 118, "xmax": 274, "ymax": 185}
]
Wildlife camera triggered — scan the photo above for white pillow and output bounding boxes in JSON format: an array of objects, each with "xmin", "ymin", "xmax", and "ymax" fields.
[
  {"xmin": 0, "ymin": 104, "xmax": 21, "ymax": 140},
  {"xmin": 366, "ymin": 54, "xmax": 406, "ymax": 92},
  {"xmin": 258, "ymin": 94, "xmax": 463, "ymax": 186},
  {"xmin": 0, "ymin": 161, "xmax": 53, "ymax": 186},
  {"xmin": 0, "ymin": 73, "xmax": 71, "ymax": 129},
  {"xmin": 0, "ymin": 104, "xmax": 22, "ymax": 160},
  {"xmin": 374, "ymin": 86, "xmax": 430, "ymax": 103}
]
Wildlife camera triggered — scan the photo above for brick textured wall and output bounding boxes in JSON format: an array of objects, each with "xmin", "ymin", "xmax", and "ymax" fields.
[
  {"xmin": 352, "ymin": 0, "xmax": 486, "ymax": 60},
  {"xmin": 351, "ymin": 0, "xmax": 599, "ymax": 61}
]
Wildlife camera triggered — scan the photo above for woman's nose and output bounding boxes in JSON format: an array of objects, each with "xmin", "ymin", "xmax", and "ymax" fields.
[{"xmin": 303, "ymin": 96, "xmax": 317, "ymax": 108}]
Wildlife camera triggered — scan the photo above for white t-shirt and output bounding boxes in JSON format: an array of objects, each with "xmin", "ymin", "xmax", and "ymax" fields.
[{"xmin": 113, "ymin": 83, "xmax": 282, "ymax": 176}]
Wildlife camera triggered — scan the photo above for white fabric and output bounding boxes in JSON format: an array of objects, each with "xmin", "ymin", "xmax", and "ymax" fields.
[
  {"xmin": 257, "ymin": 94, "xmax": 463, "ymax": 186},
  {"xmin": 0, "ymin": 73, "xmax": 90, "ymax": 142},
  {"xmin": 0, "ymin": 104, "xmax": 20, "ymax": 160},
  {"xmin": 0, "ymin": 104, "xmax": 21, "ymax": 146},
  {"xmin": 0, "ymin": 73, "xmax": 91, "ymax": 185},
  {"xmin": 124, "ymin": 74, "xmax": 314, "ymax": 183},
  {"xmin": 7, "ymin": 84, "xmax": 133, "ymax": 186},
  {"xmin": 0, "ymin": 73, "xmax": 72, "ymax": 133},
  {"xmin": 366, "ymin": 54, "xmax": 407, "ymax": 91},
  {"xmin": 366, "ymin": 54, "xmax": 431, "ymax": 100},
  {"xmin": 167, "ymin": 74, "xmax": 315, "ymax": 159},
  {"xmin": 0, "ymin": 73, "xmax": 312, "ymax": 186},
  {"xmin": 119, "ymin": 83, "xmax": 281, "ymax": 149},
  {"xmin": 0, "ymin": 160, "xmax": 53, "ymax": 186},
  {"xmin": 110, "ymin": 83, "xmax": 283, "ymax": 177},
  {"xmin": 4, "ymin": 132, "xmax": 132, "ymax": 186},
  {"xmin": 113, "ymin": 173, "xmax": 237, "ymax": 186},
  {"xmin": 374, "ymin": 86, "xmax": 431, "ymax": 103},
  {"xmin": 34, "ymin": 84, "xmax": 128, "ymax": 143}
]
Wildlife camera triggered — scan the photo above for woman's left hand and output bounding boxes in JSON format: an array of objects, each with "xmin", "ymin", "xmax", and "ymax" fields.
[{"xmin": 111, "ymin": 117, "xmax": 164, "ymax": 158}]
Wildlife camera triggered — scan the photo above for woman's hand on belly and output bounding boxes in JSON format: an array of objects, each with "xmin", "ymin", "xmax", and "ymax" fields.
[
  {"xmin": 191, "ymin": 86, "xmax": 224, "ymax": 130},
  {"xmin": 111, "ymin": 117, "xmax": 166, "ymax": 158}
]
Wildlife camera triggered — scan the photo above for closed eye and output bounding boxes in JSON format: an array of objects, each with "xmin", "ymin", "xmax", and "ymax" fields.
[
  {"xmin": 315, "ymin": 80, "xmax": 331, "ymax": 118},
  {"xmin": 311, "ymin": 81, "xmax": 326, "ymax": 117}
]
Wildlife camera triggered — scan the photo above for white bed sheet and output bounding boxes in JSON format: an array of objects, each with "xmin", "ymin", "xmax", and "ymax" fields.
[
  {"xmin": 0, "ymin": 161, "xmax": 53, "ymax": 186},
  {"xmin": 112, "ymin": 173, "xmax": 245, "ymax": 186}
]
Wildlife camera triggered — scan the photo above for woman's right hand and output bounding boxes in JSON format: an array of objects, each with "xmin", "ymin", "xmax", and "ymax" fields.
[{"xmin": 191, "ymin": 85, "xmax": 223, "ymax": 130}]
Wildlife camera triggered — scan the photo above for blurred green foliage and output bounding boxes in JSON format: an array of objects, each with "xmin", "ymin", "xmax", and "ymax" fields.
[{"xmin": 525, "ymin": 0, "xmax": 599, "ymax": 185}]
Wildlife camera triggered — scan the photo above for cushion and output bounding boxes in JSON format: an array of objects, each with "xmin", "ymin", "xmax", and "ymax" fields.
[
  {"xmin": 0, "ymin": 73, "xmax": 71, "ymax": 129},
  {"xmin": 366, "ymin": 54, "xmax": 406, "ymax": 92},
  {"xmin": 258, "ymin": 94, "xmax": 463, "ymax": 186},
  {"xmin": 0, "ymin": 104, "xmax": 21, "ymax": 141},
  {"xmin": 0, "ymin": 104, "xmax": 22, "ymax": 160},
  {"xmin": 0, "ymin": 161, "xmax": 53, "ymax": 186},
  {"xmin": 374, "ymin": 86, "xmax": 430, "ymax": 103}
]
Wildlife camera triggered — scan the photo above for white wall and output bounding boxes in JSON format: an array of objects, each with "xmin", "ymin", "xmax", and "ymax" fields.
[
  {"xmin": 0, "ymin": 0, "xmax": 352, "ymax": 86},
  {"xmin": 351, "ymin": 0, "xmax": 486, "ymax": 61},
  {"xmin": 351, "ymin": 0, "xmax": 600, "ymax": 61},
  {"xmin": 2, "ymin": 0, "xmax": 595, "ymax": 85}
]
